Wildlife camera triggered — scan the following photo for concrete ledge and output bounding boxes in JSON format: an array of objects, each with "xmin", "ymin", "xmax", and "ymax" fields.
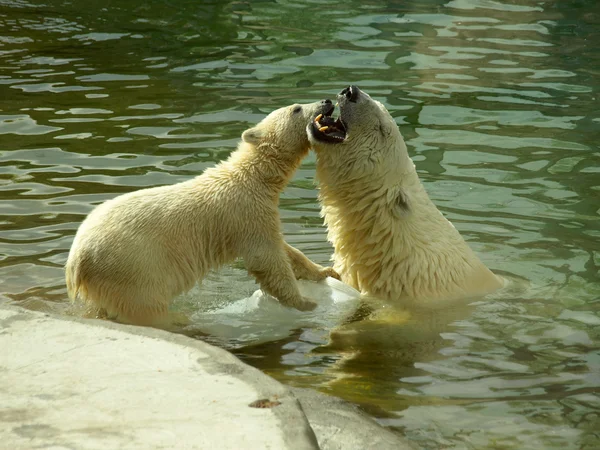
[
  {"xmin": 293, "ymin": 388, "xmax": 416, "ymax": 450},
  {"xmin": 0, "ymin": 305, "xmax": 318, "ymax": 450},
  {"xmin": 0, "ymin": 304, "xmax": 415, "ymax": 450}
]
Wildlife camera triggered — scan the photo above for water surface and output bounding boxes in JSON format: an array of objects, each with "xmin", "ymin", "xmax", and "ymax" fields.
[{"xmin": 1, "ymin": 0, "xmax": 599, "ymax": 448}]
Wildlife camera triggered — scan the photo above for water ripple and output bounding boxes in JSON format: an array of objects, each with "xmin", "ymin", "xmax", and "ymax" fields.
[{"xmin": 1, "ymin": 0, "xmax": 599, "ymax": 448}]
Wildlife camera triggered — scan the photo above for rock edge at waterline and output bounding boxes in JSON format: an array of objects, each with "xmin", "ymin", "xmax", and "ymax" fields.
[{"xmin": 0, "ymin": 304, "xmax": 414, "ymax": 450}]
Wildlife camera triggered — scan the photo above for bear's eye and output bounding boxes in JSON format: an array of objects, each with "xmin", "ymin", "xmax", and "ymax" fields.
[{"xmin": 292, "ymin": 106, "xmax": 302, "ymax": 114}]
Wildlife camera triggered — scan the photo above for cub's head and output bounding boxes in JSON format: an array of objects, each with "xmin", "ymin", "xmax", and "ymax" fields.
[
  {"xmin": 242, "ymin": 100, "xmax": 334, "ymax": 160},
  {"xmin": 307, "ymin": 86, "xmax": 412, "ymax": 182}
]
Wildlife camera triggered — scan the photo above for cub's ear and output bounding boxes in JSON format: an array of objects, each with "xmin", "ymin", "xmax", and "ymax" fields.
[
  {"xmin": 388, "ymin": 186, "xmax": 410, "ymax": 219},
  {"xmin": 242, "ymin": 127, "xmax": 264, "ymax": 145}
]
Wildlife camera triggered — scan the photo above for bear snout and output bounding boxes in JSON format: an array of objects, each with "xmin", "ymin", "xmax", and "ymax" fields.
[
  {"xmin": 319, "ymin": 99, "xmax": 335, "ymax": 117},
  {"xmin": 339, "ymin": 85, "xmax": 360, "ymax": 103}
]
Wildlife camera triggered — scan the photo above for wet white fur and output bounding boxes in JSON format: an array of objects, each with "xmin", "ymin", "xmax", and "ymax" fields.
[
  {"xmin": 66, "ymin": 102, "xmax": 337, "ymax": 325},
  {"xmin": 309, "ymin": 90, "xmax": 503, "ymax": 303}
]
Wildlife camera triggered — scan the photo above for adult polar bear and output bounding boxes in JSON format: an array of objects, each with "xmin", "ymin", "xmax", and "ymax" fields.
[
  {"xmin": 309, "ymin": 86, "xmax": 503, "ymax": 303},
  {"xmin": 66, "ymin": 100, "xmax": 338, "ymax": 326}
]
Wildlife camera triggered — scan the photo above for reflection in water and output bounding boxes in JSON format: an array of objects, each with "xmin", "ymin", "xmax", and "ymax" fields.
[{"xmin": 1, "ymin": 0, "xmax": 599, "ymax": 448}]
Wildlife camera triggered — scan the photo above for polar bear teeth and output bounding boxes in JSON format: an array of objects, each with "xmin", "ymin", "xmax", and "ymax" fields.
[
  {"xmin": 315, "ymin": 116, "xmax": 345, "ymax": 131},
  {"xmin": 313, "ymin": 109, "xmax": 346, "ymax": 143}
]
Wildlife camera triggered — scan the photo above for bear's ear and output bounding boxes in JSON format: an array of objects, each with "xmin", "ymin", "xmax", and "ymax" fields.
[
  {"xmin": 242, "ymin": 127, "xmax": 264, "ymax": 145},
  {"xmin": 389, "ymin": 186, "xmax": 410, "ymax": 219},
  {"xmin": 377, "ymin": 117, "xmax": 394, "ymax": 138}
]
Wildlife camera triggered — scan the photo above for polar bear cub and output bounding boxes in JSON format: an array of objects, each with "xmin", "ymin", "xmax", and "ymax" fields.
[
  {"xmin": 66, "ymin": 100, "xmax": 338, "ymax": 325},
  {"xmin": 308, "ymin": 86, "xmax": 503, "ymax": 303}
]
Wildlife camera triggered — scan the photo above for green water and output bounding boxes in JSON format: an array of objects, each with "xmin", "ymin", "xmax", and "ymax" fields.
[{"xmin": 1, "ymin": 0, "xmax": 599, "ymax": 448}]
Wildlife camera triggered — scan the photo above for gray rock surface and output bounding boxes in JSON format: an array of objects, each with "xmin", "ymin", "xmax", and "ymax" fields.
[
  {"xmin": 0, "ymin": 305, "xmax": 317, "ymax": 450},
  {"xmin": 293, "ymin": 387, "xmax": 417, "ymax": 450},
  {"xmin": 0, "ymin": 304, "xmax": 416, "ymax": 449}
]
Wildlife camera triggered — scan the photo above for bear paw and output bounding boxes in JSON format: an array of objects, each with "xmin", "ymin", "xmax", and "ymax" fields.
[
  {"xmin": 294, "ymin": 298, "xmax": 318, "ymax": 312},
  {"xmin": 319, "ymin": 267, "xmax": 341, "ymax": 281}
]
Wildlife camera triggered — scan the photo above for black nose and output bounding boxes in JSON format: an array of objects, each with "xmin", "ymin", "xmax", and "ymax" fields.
[
  {"xmin": 340, "ymin": 85, "xmax": 359, "ymax": 103},
  {"xmin": 320, "ymin": 98, "xmax": 335, "ymax": 115}
]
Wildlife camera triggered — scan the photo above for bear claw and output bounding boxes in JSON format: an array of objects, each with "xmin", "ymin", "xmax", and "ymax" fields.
[{"xmin": 321, "ymin": 267, "xmax": 341, "ymax": 281}]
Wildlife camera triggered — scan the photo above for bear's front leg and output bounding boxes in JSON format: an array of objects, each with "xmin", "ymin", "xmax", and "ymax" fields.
[
  {"xmin": 283, "ymin": 242, "xmax": 340, "ymax": 281},
  {"xmin": 244, "ymin": 244, "xmax": 317, "ymax": 312}
]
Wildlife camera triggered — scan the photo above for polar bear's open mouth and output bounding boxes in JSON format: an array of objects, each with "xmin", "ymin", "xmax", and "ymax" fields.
[{"xmin": 311, "ymin": 106, "xmax": 347, "ymax": 144}]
